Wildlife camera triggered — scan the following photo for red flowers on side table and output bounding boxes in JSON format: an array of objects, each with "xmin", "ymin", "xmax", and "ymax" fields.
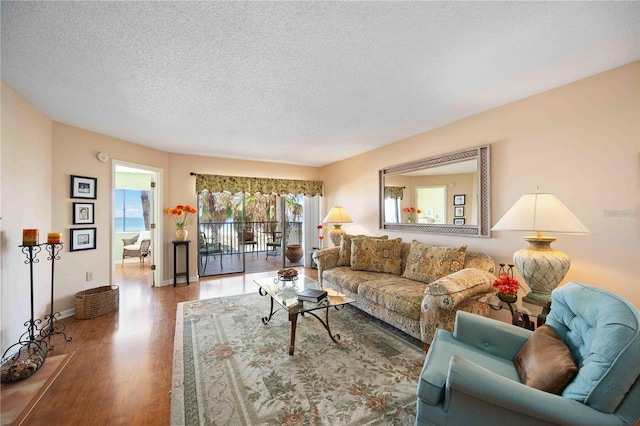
[{"xmin": 493, "ymin": 272, "xmax": 520, "ymax": 303}]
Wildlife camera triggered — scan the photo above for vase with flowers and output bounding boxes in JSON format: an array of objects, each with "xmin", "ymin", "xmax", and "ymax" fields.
[
  {"xmin": 317, "ymin": 224, "xmax": 329, "ymax": 249},
  {"xmin": 402, "ymin": 207, "xmax": 422, "ymax": 223},
  {"xmin": 166, "ymin": 204, "xmax": 197, "ymax": 241},
  {"xmin": 493, "ymin": 272, "xmax": 520, "ymax": 303}
]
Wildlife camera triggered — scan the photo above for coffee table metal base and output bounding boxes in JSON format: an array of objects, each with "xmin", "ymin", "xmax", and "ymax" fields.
[{"xmin": 258, "ymin": 286, "xmax": 343, "ymax": 355}]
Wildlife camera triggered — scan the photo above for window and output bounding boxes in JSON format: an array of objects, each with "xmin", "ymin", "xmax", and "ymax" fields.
[
  {"xmin": 115, "ymin": 189, "xmax": 147, "ymax": 232},
  {"xmin": 384, "ymin": 198, "xmax": 400, "ymax": 223}
]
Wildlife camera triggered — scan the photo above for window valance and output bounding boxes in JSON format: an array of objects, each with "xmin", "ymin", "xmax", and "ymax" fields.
[
  {"xmin": 384, "ymin": 186, "xmax": 404, "ymax": 200},
  {"xmin": 196, "ymin": 174, "xmax": 323, "ymax": 197}
]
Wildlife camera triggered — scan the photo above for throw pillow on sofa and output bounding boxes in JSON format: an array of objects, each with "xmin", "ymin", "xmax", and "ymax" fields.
[
  {"xmin": 402, "ymin": 240, "xmax": 467, "ymax": 284},
  {"xmin": 337, "ymin": 234, "xmax": 388, "ymax": 266},
  {"xmin": 350, "ymin": 237, "xmax": 403, "ymax": 275}
]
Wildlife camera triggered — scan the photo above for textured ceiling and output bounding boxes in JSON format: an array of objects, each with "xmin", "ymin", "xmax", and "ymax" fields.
[{"xmin": 2, "ymin": 1, "xmax": 638, "ymax": 167}]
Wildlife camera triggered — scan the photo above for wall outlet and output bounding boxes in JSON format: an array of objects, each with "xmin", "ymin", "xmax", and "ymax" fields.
[{"xmin": 86, "ymin": 271, "xmax": 93, "ymax": 281}]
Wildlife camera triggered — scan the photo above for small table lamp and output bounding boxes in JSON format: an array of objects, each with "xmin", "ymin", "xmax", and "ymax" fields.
[
  {"xmin": 323, "ymin": 206, "xmax": 353, "ymax": 247},
  {"xmin": 491, "ymin": 188, "xmax": 590, "ymax": 305}
]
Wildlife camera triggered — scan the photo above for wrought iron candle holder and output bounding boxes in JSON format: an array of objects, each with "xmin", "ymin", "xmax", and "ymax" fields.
[
  {"xmin": 40, "ymin": 243, "xmax": 72, "ymax": 349},
  {"xmin": 1, "ymin": 242, "xmax": 72, "ymax": 383},
  {"xmin": 498, "ymin": 263, "xmax": 515, "ymax": 278},
  {"xmin": 1, "ymin": 245, "xmax": 49, "ymax": 383}
]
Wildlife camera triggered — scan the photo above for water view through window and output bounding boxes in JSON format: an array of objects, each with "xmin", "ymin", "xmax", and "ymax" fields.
[{"xmin": 115, "ymin": 189, "xmax": 146, "ymax": 232}]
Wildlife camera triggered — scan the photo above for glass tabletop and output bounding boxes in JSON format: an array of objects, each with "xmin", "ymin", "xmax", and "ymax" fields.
[
  {"xmin": 478, "ymin": 294, "xmax": 551, "ymax": 329},
  {"xmin": 253, "ymin": 275, "xmax": 354, "ymax": 314}
]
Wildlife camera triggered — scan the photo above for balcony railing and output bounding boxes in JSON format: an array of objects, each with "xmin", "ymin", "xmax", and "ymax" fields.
[{"xmin": 198, "ymin": 220, "xmax": 302, "ymax": 254}]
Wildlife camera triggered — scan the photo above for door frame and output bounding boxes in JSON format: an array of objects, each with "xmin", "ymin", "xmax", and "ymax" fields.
[{"xmin": 112, "ymin": 160, "xmax": 163, "ymax": 287}]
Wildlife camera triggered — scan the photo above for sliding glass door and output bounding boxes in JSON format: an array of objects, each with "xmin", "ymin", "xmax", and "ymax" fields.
[{"xmin": 197, "ymin": 191, "xmax": 306, "ymax": 277}]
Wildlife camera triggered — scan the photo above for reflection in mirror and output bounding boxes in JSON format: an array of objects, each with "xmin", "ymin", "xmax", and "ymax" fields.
[{"xmin": 379, "ymin": 145, "xmax": 490, "ymax": 237}]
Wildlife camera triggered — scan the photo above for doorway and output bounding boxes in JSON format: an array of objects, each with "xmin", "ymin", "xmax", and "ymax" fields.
[
  {"xmin": 416, "ymin": 186, "xmax": 447, "ymax": 224},
  {"xmin": 112, "ymin": 161, "xmax": 163, "ymax": 287}
]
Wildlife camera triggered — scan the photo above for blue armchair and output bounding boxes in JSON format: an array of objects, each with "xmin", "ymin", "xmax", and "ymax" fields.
[{"xmin": 416, "ymin": 281, "xmax": 640, "ymax": 426}]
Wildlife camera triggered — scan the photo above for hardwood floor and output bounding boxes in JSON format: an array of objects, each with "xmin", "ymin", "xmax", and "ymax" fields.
[{"xmin": 21, "ymin": 263, "xmax": 317, "ymax": 425}]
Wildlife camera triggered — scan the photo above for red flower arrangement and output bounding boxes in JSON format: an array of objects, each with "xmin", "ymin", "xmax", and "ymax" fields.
[
  {"xmin": 492, "ymin": 273, "xmax": 520, "ymax": 296},
  {"xmin": 166, "ymin": 204, "xmax": 197, "ymax": 228},
  {"xmin": 402, "ymin": 207, "xmax": 422, "ymax": 214},
  {"xmin": 317, "ymin": 224, "xmax": 329, "ymax": 248}
]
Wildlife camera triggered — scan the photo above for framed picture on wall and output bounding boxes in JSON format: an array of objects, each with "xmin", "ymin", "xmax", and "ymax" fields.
[
  {"xmin": 73, "ymin": 202, "xmax": 95, "ymax": 225},
  {"xmin": 71, "ymin": 175, "xmax": 97, "ymax": 199},
  {"xmin": 454, "ymin": 206, "xmax": 464, "ymax": 217},
  {"xmin": 454, "ymin": 218, "xmax": 465, "ymax": 225},
  {"xmin": 70, "ymin": 227, "xmax": 96, "ymax": 251},
  {"xmin": 453, "ymin": 194, "xmax": 466, "ymax": 205}
]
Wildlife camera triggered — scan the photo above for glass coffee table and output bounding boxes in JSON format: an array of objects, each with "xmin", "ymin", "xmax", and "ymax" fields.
[{"xmin": 253, "ymin": 274, "xmax": 354, "ymax": 355}]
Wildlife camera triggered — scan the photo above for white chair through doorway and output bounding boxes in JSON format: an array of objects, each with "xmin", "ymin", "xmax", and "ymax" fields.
[{"xmin": 122, "ymin": 230, "xmax": 151, "ymax": 268}]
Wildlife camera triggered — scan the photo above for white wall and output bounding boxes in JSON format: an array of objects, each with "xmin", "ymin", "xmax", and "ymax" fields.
[
  {"xmin": 320, "ymin": 62, "xmax": 640, "ymax": 307},
  {"xmin": 1, "ymin": 82, "xmax": 53, "ymax": 351}
]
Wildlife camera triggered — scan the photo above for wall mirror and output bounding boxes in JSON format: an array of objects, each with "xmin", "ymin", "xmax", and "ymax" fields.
[{"xmin": 379, "ymin": 145, "xmax": 490, "ymax": 237}]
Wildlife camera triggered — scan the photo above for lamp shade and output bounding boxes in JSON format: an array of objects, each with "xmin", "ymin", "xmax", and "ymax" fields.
[
  {"xmin": 492, "ymin": 192, "xmax": 590, "ymax": 235},
  {"xmin": 322, "ymin": 206, "xmax": 353, "ymax": 224}
]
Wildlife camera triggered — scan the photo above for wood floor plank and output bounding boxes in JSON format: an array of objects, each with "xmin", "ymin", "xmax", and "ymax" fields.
[{"xmin": 21, "ymin": 261, "xmax": 317, "ymax": 425}]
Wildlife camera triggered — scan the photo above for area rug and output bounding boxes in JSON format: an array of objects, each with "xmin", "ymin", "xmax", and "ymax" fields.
[
  {"xmin": 1, "ymin": 352, "xmax": 74, "ymax": 425},
  {"xmin": 171, "ymin": 293, "xmax": 425, "ymax": 425}
]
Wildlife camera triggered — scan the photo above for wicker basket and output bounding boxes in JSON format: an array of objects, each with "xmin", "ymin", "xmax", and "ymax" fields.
[{"xmin": 74, "ymin": 285, "xmax": 119, "ymax": 319}]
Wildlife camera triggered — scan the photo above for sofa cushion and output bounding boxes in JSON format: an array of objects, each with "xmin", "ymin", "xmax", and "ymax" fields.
[
  {"xmin": 337, "ymin": 234, "xmax": 388, "ymax": 266},
  {"xmin": 337, "ymin": 234, "xmax": 365, "ymax": 266},
  {"xmin": 462, "ymin": 251, "xmax": 497, "ymax": 274},
  {"xmin": 514, "ymin": 325, "xmax": 578, "ymax": 394},
  {"xmin": 357, "ymin": 276, "xmax": 426, "ymax": 320},
  {"xmin": 351, "ymin": 238, "xmax": 403, "ymax": 275},
  {"xmin": 323, "ymin": 267, "xmax": 389, "ymax": 295},
  {"xmin": 402, "ymin": 240, "xmax": 467, "ymax": 284}
]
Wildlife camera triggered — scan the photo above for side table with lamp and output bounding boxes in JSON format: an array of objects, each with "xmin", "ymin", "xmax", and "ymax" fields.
[{"xmin": 491, "ymin": 187, "xmax": 591, "ymax": 306}]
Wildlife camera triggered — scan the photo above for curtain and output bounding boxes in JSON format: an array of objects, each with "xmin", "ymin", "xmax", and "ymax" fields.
[
  {"xmin": 384, "ymin": 186, "xmax": 404, "ymax": 200},
  {"xmin": 196, "ymin": 174, "xmax": 323, "ymax": 197}
]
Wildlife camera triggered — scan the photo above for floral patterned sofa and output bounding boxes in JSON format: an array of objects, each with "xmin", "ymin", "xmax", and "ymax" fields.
[{"xmin": 312, "ymin": 236, "xmax": 496, "ymax": 346}]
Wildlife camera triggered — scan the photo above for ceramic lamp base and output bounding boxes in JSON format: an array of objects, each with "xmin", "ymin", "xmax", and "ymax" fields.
[
  {"xmin": 515, "ymin": 236, "xmax": 570, "ymax": 306},
  {"xmin": 329, "ymin": 224, "xmax": 346, "ymax": 247}
]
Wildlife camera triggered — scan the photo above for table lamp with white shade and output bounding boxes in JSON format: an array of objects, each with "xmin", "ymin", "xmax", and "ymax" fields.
[
  {"xmin": 323, "ymin": 206, "xmax": 353, "ymax": 246},
  {"xmin": 491, "ymin": 188, "xmax": 591, "ymax": 305}
]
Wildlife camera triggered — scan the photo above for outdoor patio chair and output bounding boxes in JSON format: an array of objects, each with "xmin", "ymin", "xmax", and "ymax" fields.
[
  {"xmin": 266, "ymin": 231, "xmax": 282, "ymax": 258},
  {"xmin": 237, "ymin": 228, "xmax": 257, "ymax": 255},
  {"xmin": 199, "ymin": 232, "xmax": 223, "ymax": 271}
]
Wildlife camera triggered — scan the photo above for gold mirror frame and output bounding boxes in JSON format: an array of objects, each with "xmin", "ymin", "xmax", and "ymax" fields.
[{"xmin": 379, "ymin": 145, "xmax": 491, "ymax": 237}]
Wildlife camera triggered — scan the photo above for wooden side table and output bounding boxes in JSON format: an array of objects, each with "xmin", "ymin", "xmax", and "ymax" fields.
[{"xmin": 172, "ymin": 240, "xmax": 190, "ymax": 286}]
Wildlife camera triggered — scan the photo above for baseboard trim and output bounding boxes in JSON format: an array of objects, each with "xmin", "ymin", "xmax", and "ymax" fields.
[{"xmin": 58, "ymin": 308, "xmax": 74, "ymax": 319}]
